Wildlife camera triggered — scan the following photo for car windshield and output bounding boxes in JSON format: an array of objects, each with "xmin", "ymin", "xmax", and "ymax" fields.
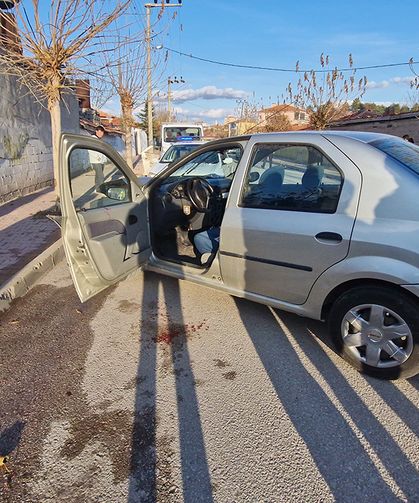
[
  {"xmin": 160, "ymin": 144, "xmax": 201, "ymax": 163},
  {"xmin": 163, "ymin": 127, "xmax": 201, "ymax": 143},
  {"xmin": 169, "ymin": 147, "xmax": 242, "ymax": 179},
  {"xmin": 370, "ymin": 137, "xmax": 419, "ymax": 174}
]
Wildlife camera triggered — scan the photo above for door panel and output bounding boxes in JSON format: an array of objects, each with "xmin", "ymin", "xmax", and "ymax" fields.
[
  {"xmin": 77, "ymin": 203, "xmax": 150, "ymax": 281},
  {"xmin": 59, "ymin": 134, "xmax": 150, "ymax": 302},
  {"xmin": 220, "ymin": 135, "xmax": 362, "ymax": 305}
]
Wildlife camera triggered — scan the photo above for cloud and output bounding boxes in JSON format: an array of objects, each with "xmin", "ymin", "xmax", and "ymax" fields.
[
  {"xmin": 391, "ymin": 76, "xmax": 416, "ymax": 85},
  {"xmin": 366, "ymin": 76, "xmax": 415, "ymax": 89},
  {"xmin": 174, "ymin": 106, "xmax": 233, "ymax": 121},
  {"xmin": 366, "ymin": 80, "xmax": 390, "ymax": 89},
  {"xmin": 156, "ymin": 86, "xmax": 249, "ymax": 103}
]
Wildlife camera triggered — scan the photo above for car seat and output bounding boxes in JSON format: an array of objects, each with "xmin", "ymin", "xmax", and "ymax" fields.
[
  {"xmin": 301, "ymin": 166, "xmax": 324, "ymax": 192},
  {"xmin": 258, "ymin": 166, "xmax": 284, "ymax": 193}
]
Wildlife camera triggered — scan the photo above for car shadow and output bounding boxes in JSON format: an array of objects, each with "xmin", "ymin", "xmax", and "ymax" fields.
[
  {"xmin": 128, "ymin": 271, "xmax": 214, "ymax": 503},
  {"xmin": 235, "ymin": 298, "xmax": 418, "ymax": 502}
]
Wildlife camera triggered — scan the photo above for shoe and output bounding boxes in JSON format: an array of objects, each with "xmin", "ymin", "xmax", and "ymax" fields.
[{"xmin": 200, "ymin": 252, "xmax": 212, "ymax": 265}]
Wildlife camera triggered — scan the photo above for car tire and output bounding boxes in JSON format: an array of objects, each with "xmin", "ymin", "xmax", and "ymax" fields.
[{"xmin": 328, "ymin": 286, "xmax": 419, "ymax": 379}]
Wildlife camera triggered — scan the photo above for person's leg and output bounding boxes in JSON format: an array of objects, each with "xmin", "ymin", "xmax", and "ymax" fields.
[
  {"xmin": 194, "ymin": 230, "xmax": 214, "ymax": 255},
  {"xmin": 93, "ymin": 163, "xmax": 104, "ymax": 190},
  {"xmin": 194, "ymin": 227, "xmax": 220, "ymax": 264},
  {"xmin": 206, "ymin": 227, "xmax": 220, "ymax": 250}
]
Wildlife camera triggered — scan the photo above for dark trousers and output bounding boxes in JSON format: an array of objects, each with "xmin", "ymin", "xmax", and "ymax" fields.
[{"xmin": 91, "ymin": 163, "xmax": 104, "ymax": 190}]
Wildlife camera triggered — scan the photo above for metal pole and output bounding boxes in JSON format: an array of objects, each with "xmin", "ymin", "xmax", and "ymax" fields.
[
  {"xmin": 146, "ymin": 6, "xmax": 153, "ymax": 147},
  {"xmin": 167, "ymin": 77, "xmax": 171, "ymax": 122},
  {"xmin": 144, "ymin": 2, "xmax": 182, "ymax": 146}
]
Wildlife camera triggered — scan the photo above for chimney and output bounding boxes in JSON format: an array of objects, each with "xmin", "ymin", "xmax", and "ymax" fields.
[
  {"xmin": 76, "ymin": 79, "xmax": 91, "ymax": 109},
  {"xmin": 0, "ymin": 2, "xmax": 22, "ymax": 54}
]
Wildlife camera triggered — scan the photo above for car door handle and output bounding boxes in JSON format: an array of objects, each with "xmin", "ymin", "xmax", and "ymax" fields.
[
  {"xmin": 128, "ymin": 214, "xmax": 138, "ymax": 225},
  {"xmin": 315, "ymin": 232, "xmax": 343, "ymax": 243}
]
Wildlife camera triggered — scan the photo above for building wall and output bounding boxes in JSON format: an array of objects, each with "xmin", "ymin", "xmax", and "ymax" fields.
[
  {"xmin": 0, "ymin": 74, "xmax": 79, "ymax": 204},
  {"xmin": 329, "ymin": 116, "xmax": 419, "ymax": 141}
]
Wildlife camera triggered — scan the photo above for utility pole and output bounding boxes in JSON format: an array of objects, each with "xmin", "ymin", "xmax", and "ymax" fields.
[
  {"xmin": 167, "ymin": 75, "xmax": 185, "ymax": 121},
  {"xmin": 145, "ymin": 0, "xmax": 183, "ymax": 147}
]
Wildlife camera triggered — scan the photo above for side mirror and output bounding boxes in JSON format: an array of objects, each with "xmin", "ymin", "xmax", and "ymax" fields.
[
  {"xmin": 249, "ymin": 171, "xmax": 260, "ymax": 182},
  {"xmin": 98, "ymin": 181, "xmax": 129, "ymax": 201},
  {"xmin": 106, "ymin": 187, "xmax": 128, "ymax": 201}
]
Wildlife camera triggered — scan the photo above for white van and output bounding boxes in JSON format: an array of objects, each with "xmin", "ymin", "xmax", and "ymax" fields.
[{"xmin": 160, "ymin": 123, "xmax": 204, "ymax": 154}]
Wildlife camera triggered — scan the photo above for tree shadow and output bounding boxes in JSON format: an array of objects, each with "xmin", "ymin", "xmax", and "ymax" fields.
[
  {"xmin": 0, "ymin": 188, "xmax": 52, "ymax": 219},
  {"xmin": 235, "ymin": 298, "xmax": 413, "ymax": 502},
  {"xmin": 407, "ymin": 375, "xmax": 419, "ymax": 391},
  {"xmin": 366, "ymin": 374, "xmax": 419, "ymax": 440},
  {"xmin": 297, "ymin": 316, "xmax": 419, "ymax": 502},
  {"xmin": 127, "ymin": 271, "xmax": 159, "ymax": 502},
  {"xmin": 0, "ymin": 421, "xmax": 25, "ymax": 458},
  {"xmin": 128, "ymin": 272, "xmax": 213, "ymax": 502}
]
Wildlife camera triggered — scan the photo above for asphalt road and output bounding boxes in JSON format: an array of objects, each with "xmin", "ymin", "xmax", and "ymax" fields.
[{"xmin": 0, "ymin": 260, "xmax": 418, "ymax": 503}]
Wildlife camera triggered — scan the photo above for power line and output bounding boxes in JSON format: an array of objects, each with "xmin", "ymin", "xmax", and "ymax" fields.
[{"xmin": 162, "ymin": 45, "xmax": 419, "ymax": 74}]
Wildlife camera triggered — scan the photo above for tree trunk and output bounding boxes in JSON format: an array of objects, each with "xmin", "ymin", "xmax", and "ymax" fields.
[
  {"xmin": 123, "ymin": 104, "xmax": 134, "ymax": 170},
  {"xmin": 49, "ymin": 98, "xmax": 62, "ymax": 202}
]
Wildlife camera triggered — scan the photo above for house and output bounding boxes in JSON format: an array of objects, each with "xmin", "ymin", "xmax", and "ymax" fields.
[
  {"xmin": 258, "ymin": 104, "xmax": 310, "ymax": 128},
  {"xmin": 224, "ymin": 116, "xmax": 258, "ymax": 136}
]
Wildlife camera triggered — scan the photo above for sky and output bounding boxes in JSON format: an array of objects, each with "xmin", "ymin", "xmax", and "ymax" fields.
[{"xmin": 131, "ymin": 0, "xmax": 419, "ymax": 123}]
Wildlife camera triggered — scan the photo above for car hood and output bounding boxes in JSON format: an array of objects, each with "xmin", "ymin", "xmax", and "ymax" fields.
[{"xmin": 149, "ymin": 161, "xmax": 169, "ymax": 176}]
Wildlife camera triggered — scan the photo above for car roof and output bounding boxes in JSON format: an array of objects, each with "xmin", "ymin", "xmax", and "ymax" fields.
[
  {"xmin": 239, "ymin": 130, "xmax": 396, "ymax": 144},
  {"xmin": 322, "ymin": 130, "xmax": 397, "ymax": 143}
]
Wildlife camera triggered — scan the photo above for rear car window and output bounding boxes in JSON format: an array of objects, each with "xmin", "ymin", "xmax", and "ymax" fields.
[{"xmin": 370, "ymin": 137, "xmax": 419, "ymax": 174}]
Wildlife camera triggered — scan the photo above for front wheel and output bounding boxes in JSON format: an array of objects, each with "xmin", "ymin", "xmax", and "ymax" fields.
[{"xmin": 328, "ymin": 286, "xmax": 419, "ymax": 379}]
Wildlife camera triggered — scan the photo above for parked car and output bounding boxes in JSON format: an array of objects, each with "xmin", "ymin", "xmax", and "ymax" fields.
[
  {"xmin": 61, "ymin": 131, "xmax": 419, "ymax": 379},
  {"xmin": 149, "ymin": 141, "xmax": 205, "ymax": 177}
]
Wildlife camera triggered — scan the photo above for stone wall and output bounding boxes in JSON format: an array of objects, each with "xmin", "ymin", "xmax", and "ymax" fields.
[{"xmin": 0, "ymin": 74, "xmax": 80, "ymax": 204}]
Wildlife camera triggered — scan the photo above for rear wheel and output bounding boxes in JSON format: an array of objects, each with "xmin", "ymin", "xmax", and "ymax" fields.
[{"xmin": 328, "ymin": 286, "xmax": 419, "ymax": 379}]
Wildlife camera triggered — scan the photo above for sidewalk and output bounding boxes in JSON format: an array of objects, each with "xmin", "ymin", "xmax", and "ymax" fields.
[{"xmin": 0, "ymin": 187, "xmax": 60, "ymax": 287}]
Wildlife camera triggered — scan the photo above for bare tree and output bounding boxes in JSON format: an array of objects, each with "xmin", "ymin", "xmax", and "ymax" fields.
[
  {"xmin": 286, "ymin": 54, "xmax": 367, "ymax": 130},
  {"xmin": 153, "ymin": 106, "xmax": 171, "ymax": 140},
  {"xmin": 262, "ymin": 111, "xmax": 292, "ymax": 132},
  {"xmin": 101, "ymin": 36, "xmax": 149, "ymax": 169},
  {"xmin": 407, "ymin": 76, "xmax": 419, "ymax": 112},
  {"xmin": 241, "ymin": 102, "xmax": 292, "ymax": 134},
  {"xmin": 0, "ymin": 0, "xmax": 130, "ymax": 198},
  {"xmin": 99, "ymin": 5, "xmax": 174, "ymax": 168}
]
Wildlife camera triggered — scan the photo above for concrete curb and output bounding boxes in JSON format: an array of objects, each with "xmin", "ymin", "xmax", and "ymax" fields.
[{"xmin": 0, "ymin": 239, "xmax": 64, "ymax": 313}]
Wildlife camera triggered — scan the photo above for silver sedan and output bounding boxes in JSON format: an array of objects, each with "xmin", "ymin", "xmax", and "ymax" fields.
[{"xmin": 60, "ymin": 130, "xmax": 419, "ymax": 379}]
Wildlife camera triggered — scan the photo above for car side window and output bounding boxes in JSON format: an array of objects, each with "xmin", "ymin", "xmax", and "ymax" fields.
[
  {"xmin": 170, "ymin": 147, "xmax": 242, "ymax": 178},
  {"xmin": 241, "ymin": 144, "xmax": 343, "ymax": 213},
  {"xmin": 69, "ymin": 147, "xmax": 131, "ymax": 211}
]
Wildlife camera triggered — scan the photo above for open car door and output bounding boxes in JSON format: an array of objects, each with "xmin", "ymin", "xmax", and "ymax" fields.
[{"xmin": 59, "ymin": 133, "xmax": 151, "ymax": 302}]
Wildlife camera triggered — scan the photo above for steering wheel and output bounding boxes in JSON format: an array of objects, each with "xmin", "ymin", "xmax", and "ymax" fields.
[{"xmin": 185, "ymin": 178, "xmax": 214, "ymax": 213}]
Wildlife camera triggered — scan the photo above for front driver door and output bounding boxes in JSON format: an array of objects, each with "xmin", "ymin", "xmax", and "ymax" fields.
[{"xmin": 59, "ymin": 133, "xmax": 151, "ymax": 302}]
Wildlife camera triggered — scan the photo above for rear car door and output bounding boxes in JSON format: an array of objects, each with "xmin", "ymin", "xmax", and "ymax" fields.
[
  {"xmin": 220, "ymin": 134, "xmax": 362, "ymax": 304},
  {"xmin": 59, "ymin": 134, "xmax": 151, "ymax": 302}
]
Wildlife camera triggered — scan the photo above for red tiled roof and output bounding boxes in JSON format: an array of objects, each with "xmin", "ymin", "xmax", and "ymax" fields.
[
  {"xmin": 260, "ymin": 104, "xmax": 306, "ymax": 114},
  {"xmin": 80, "ymin": 118, "xmax": 124, "ymax": 136}
]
